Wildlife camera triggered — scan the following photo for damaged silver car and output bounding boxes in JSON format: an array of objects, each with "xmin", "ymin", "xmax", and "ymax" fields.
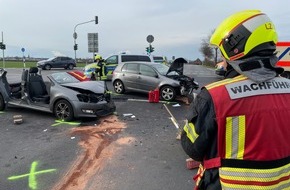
[
  {"xmin": 112, "ymin": 57, "xmax": 199, "ymax": 102},
  {"xmin": 0, "ymin": 67, "xmax": 116, "ymax": 121}
]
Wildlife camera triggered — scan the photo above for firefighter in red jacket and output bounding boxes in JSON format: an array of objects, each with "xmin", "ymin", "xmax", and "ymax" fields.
[{"xmin": 181, "ymin": 10, "xmax": 290, "ymax": 190}]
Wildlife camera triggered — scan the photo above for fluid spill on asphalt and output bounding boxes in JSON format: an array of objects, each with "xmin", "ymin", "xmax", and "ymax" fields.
[{"xmin": 52, "ymin": 115, "xmax": 133, "ymax": 190}]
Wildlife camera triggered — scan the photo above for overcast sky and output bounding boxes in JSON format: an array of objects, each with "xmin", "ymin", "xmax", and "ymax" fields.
[{"xmin": 1, "ymin": 0, "xmax": 289, "ymax": 60}]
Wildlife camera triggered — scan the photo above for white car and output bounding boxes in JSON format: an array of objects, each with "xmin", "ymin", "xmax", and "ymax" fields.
[{"xmin": 84, "ymin": 53, "xmax": 153, "ymax": 80}]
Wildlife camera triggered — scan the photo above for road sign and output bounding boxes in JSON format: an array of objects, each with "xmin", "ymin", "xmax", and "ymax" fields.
[
  {"xmin": 88, "ymin": 33, "xmax": 98, "ymax": 53},
  {"xmin": 147, "ymin": 35, "xmax": 154, "ymax": 43},
  {"xmin": 276, "ymin": 42, "xmax": 290, "ymax": 71}
]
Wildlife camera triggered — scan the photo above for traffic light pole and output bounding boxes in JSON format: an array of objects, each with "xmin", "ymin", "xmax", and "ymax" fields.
[
  {"xmin": 73, "ymin": 16, "xmax": 98, "ymax": 63},
  {"xmin": 1, "ymin": 32, "xmax": 5, "ymax": 68}
]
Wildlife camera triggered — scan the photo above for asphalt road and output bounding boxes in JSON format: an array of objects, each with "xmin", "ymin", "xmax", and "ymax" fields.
[{"xmin": 0, "ymin": 65, "xmax": 222, "ymax": 190}]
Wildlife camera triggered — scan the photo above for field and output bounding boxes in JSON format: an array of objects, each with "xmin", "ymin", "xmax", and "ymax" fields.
[{"xmin": 0, "ymin": 60, "xmax": 87, "ymax": 68}]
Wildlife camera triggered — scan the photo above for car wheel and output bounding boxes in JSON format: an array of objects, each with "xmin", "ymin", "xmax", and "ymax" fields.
[
  {"xmin": 160, "ymin": 86, "xmax": 176, "ymax": 101},
  {"xmin": 113, "ymin": 80, "xmax": 125, "ymax": 94},
  {"xmin": 0, "ymin": 93, "xmax": 6, "ymax": 111},
  {"xmin": 54, "ymin": 99, "xmax": 74, "ymax": 121},
  {"xmin": 44, "ymin": 64, "xmax": 51, "ymax": 70},
  {"xmin": 67, "ymin": 64, "xmax": 74, "ymax": 70}
]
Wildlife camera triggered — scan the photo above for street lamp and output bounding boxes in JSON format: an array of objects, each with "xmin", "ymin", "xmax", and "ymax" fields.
[{"xmin": 73, "ymin": 16, "xmax": 98, "ymax": 62}]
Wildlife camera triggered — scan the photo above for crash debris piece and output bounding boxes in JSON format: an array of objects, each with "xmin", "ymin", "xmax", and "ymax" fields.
[
  {"xmin": 13, "ymin": 115, "xmax": 23, "ymax": 124},
  {"xmin": 123, "ymin": 113, "xmax": 133, "ymax": 117},
  {"xmin": 186, "ymin": 158, "xmax": 200, "ymax": 170}
]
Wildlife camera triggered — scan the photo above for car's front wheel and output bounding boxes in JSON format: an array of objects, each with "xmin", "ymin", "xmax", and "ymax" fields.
[
  {"xmin": 54, "ymin": 99, "xmax": 74, "ymax": 121},
  {"xmin": 160, "ymin": 85, "xmax": 176, "ymax": 101},
  {"xmin": 67, "ymin": 64, "xmax": 74, "ymax": 70},
  {"xmin": 44, "ymin": 64, "xmax": 52, "ymax": 70},
  {"xmin": 113, "ymin": 80, "xmax": 125, "ymax": 94},
  {"xmin": 0, "ymin": 93, "xmax": 6, "ymax": 111}
]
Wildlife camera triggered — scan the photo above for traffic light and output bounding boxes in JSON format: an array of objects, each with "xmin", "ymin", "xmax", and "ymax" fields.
[
  {"xmin": 95, "ymin": 16, "xmax": 98, "ymax": 24},
  {"xmin": 74, "ymin": 44, "xmax": 78, "ymax": 50},
  {"xmin": 0, "ymin": 42, "xmax": 6, "ymax": 50},
  {"xmin": 146, "ymin": 47, "xmax": 150, "ymax": 53},
  {"xmin": 146, "ymin": 45, "xmax": 155, "ymax": 53}
]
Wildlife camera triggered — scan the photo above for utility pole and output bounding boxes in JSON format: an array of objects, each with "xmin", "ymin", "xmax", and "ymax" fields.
[{"xmin": 73, "ymin": 16, "xmax": 98, "ymax": 63}]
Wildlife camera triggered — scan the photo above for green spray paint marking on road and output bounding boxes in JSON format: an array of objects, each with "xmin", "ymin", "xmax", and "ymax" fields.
[
  {"xmin": 8, "ymin": 161, "xmax": 56, "ymax": 190},
  {"xmin": 51, "ymin": 120, "xmax": 81, "ymax": 127}
]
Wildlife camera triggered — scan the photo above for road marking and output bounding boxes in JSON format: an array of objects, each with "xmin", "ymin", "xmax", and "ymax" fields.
[
  {"xmin": 51, "ymin": 120, "xmax": 81, "ymax": 126},
  {"xmin": 163, "ymin": 104, "xmax": 180, "ymax": 129},
  {"xmin": 7, "ymin": 161, "xmax": 57, "ymax": 190}
]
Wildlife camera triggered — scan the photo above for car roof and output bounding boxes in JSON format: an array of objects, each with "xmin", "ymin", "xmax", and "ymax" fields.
[
  {"xmin": 119, "ymin": 61, "xmax": 158, "ymax": 65},
  {"xmin": 105, "ymin": 54, "xmax": 151, "ymax": 59}
]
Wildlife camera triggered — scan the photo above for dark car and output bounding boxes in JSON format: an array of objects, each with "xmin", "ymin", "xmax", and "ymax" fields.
[
  {"xmin": 112, "ymin": 58, "xmax": 199, "ymax": 101},
  {"xmin": 0, "ymin": 67, "xmax": 116, "ymax": 121},
  {"xmin": 36, "ymin": 56, "xmax": 76, "ymax": 70}
]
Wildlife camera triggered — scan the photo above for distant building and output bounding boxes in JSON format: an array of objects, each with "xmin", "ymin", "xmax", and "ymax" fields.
[{"xmin": 190, "ymin": 58, "xmax": 202, "ymax": 65}]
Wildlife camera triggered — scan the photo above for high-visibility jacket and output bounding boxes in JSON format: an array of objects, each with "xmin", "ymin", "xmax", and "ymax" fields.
[{"xmin": 204, "ymin": 75, "xmax": 290, "ymax": 189}]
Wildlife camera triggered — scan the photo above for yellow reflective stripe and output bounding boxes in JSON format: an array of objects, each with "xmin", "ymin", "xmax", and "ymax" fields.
[
  {"xmin": 183, "ymin": 121, "xmax": 199, "ymax": 143},
  {"xmin": 221, "ymin": 162, "xmax": 290, "ymax": 177},
  {"xmin": 237, "ymin": 116, "xmax": 245, "ymax": 159},
  {"xmin": 225, "ymin": 116, "xmax": 246, "ymax": 159},
  {"xmin": 221, "ymin": 180, "xmax": 290, "ymax": 190},
  {"xmin": 220, "ymin": 163, "xmax": 290, "ymax": 190},
  {"xmin": 225, "ymin": 117, "xmax": 233, "ymax": 159},
  {"xmin": 206, "ymin": 75, "xmax": 247, "ymax": 90}
]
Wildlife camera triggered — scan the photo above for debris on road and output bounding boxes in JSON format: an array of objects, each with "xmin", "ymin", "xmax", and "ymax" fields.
[
  {"xmin": 186, "ymin": 158, "xmax": 200, "ymax": 170},
  {"xmin": 13, "ymin": 115, "xmax": 23, "ymax": 124},
  {"xmin": 123, "ymin": 113, "xmax": 136, "ymax": 119},
  {"xmin": 52, "ymin": 115, "xmax": 129, "ymax": 190}
]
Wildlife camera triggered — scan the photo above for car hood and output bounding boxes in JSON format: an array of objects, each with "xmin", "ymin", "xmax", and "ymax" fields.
[
  {"xmin": 166, "ymin": 57, "xmax": 187, "ymax": 75},
  {"xmin": 37, "ymin": 60, "xmax": 47, "ymax": 64},
  {"xmin": 61, "ymin": 81, "xmax": 106, "ymax": 93}
]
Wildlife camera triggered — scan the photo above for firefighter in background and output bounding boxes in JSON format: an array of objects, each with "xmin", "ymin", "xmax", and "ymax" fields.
[
  {"xmin": 94, "ymin": 54, "xmax": 102, "ymax": 62},
  {"xmin": 181, "ymin": 10, "xmax": 290, "ymax": 190},
  {"xmin": 91, "ymin": 54, "xmax": 104, "ymax": 80}
]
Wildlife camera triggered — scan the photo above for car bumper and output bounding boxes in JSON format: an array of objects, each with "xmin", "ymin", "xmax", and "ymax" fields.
[
  {"xmin": 72, "ymin": 100, "xmax": 116, "ymax": 118},
  {"xmin": 36, "ymin": 64, "xmax": 44, "ymax": 69}
]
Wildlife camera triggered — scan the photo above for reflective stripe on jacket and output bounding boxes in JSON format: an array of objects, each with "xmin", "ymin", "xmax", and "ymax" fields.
[
  {"xmin": 183, "ymin": 120, "xmax": 199, "ymax": 143},
  {"xmin": 206, "ymin": 75, "xmax": 290, "ymax": 189}
]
